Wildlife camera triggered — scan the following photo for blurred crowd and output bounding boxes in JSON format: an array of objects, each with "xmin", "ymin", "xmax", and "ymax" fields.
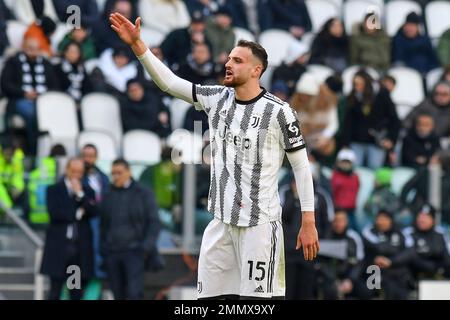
[{"xmin": 0, "ymin": 0, "xmax": 449, "ymax": 300}]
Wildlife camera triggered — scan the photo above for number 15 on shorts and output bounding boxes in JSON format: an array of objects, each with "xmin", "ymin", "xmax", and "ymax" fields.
[{"xmin": 248, "ymin": 260, "xmax": 266, "ymax": 281}]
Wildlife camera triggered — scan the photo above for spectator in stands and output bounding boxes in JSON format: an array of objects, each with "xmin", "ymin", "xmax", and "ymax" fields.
[
  {"xmin": 0, "ymin": 140, "xmax": 25, "ymax": 212},
  {"xmin": 310, "ymin": 18, "xmax": 348, "ymax": 73},
  {"xmin": 392, "ymin": 12, "xmax": 439, "ymax": 75},
  {"xmin": 271, "ymin": 41, "xmax": 309, "ymax": 98},
  {"xmin": 437, "ymin": 28, "xmax": 450, "ymax": 67},
  {"xmin": 205, "ymin": 6, "xmax": 236, "ymax": 65},
  {"xmin": 23, "ymin": 16, "xmax": 57, "ymax": 57},
  {"xmin": 392, "ymin": 204, "xmax": 450, "ymax": 282},
  {"xmin": 8, "ymin": 0, "xmax": 59, "ymax": 25},
  {"xmin": 402, "ymin": 112, "xmax": 440, "ymax": 168},
  {"xmin": 317, "ymin": 210, "xmax": 369, "ymax": 299},
  {"xmin": 98, "ymin": 45, "xmax": 138, "ymax": 95},
  {"xmin": 183, "ymin": 105, "xmax": 209, "ymax": 135},
  {"xmin": 341, "ymin": 70, "xmax": 400, "ymax": 169},
  {"xmin": 404, "ymin": 81, "xmax": 450, "ymax": 139},
  {"xmin": 184, "ymin": 0, "xmax": 221, "ymax": 18},
  {"xmin": 80, "ymin": 144, "xmax": 110, "ymax": 289},
  {"xmin": 282, "ymin": 163, "xmax": 333, "ymax": 300},
  {"xmin": 100, "ymin": 159, "xmax": 161, "ymax": 300},
  {"xmin": 268, "ymin": 0, "xmax": 311, "ymax": 39},
  {"xmin": 120, "ymin": 78, "xmax": 171, "ymax": 137},
  {"xmin": 271, "ymin": 80, "xmax": 289, "ymax": 102},
  {"xmin": 58, "ymin": 23, "xmax": 97, "ymax": 61},
  {"xmin": 52, "ymin": 0, "xmax": 99, "ymax": 28},
  {"xmin": 350, "ymin": 13, "xmax": 391, "ymax": 72},
  {"xmin": 0, "ymin": 38, "xmax": 59, "ymax": 155},
  {"xmin": 139, "ymin": 0, "xmax": 191, "ymax": 36},
  {"xmin": 160, "ymin": 12, "xmax": 209, "ymax": 69},
  {"xmin": 175, "ymin": 42, "xmax": 220, "ymax": 85},
  {"xmin": 102, "ymin": 0, "xmax": 139, "ymax": 21},
  {"xmin": 364, "ymin": 168, "xmax": 402, "ymax": 225},
  {"xmin": 380, "ymin": 75, "xmax": 396, "ymax": 93},
  {"xmin": 54, "ymin": 42, "xmax": 92, "ymax": 103},
  {"xmin": 362, "ymin": 209, "xmax": 411, "ymax": 300},
  {"xmin": 0, "ymin": 0, "xmax": 10, "ymax": 56},
  {"xmin": 440, "ymin": 65, "xmax": 450, "ymax": 84},
  {"xmin": 40, "ymin": 158, "xmax": 97, "ymax": 300},
  {"xmin": 331, "ymin": 149, "xmax": 360, "ymax": 231},
  {"xmin": 94, "ymin": 0, "xmax": 136, "ymax": 58},
  {"xmin": 234, "ymin": 0, "xmax": 272, "ymax": 35},
  {"xmin": 440, "ymin": 151, "xmax": 450, "ymax": 225},
  {"xmin": 290, "ymin": 73, "xmax": 339, "ymax": 158}
]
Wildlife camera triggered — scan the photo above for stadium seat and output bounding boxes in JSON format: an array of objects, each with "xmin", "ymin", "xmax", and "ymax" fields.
[
  {"xmin": 342, "ymin": 65, "xmax": 380, "ymax": 95},
  {"xmin": 6, "ymin": 20, "xmax": 28, "ymax": 50},
  {"xmin": 385, "ymin": 0, "xmax": 422, "ymax": 37},
  {"xmin": 169, "ymin": 98, "xmax": 193, "ymax": 130},
  {"xmin": 300, "ymin": 32, "xmax": 315, "ymax": 49},
  {"xmin": 51, "ymin": 23, "xmax": 71, "ymax": 52},
  {"xmin": 233, "ymin": 27, "xmax": 255, "ymax": 45},
  {"xmin": 123, "ymin": 129, "xmax": 162, "ymax": 165},
  {"xmin": 36, "ymin": 92, "xmax": 79, "ymax": 157},
  {"xmin": 343, "ymin": 0, "xmax": 381, "ymax": 35},
  {"xmin": 166, "ymin": 129, "xmax": 203, "ymax": 164},
  {"xmin": 140, "ymin": 26, "xmax": 165, "ymax": 47},
  {"xmin": 307, "ymin": 64, "xmax": 335, "ymax": 83},
  {"xmin": 78, "ymin": 130, "xmax": 119, "ymax": 161},
  {"xmin": 84, "ymin": 58, "xmax": 100, "ymax": 74},
  {"xmin": 37, "ymin": 92, "xmax": 79, "ymax": 139},
  {"xmin": 355, "ymin": 166, "xmax": 375, "ymax": 223},
  {"xmin": 0, "ymin": 98, "xmax": 8, "ymax": 133},
  {"xmin": 388, "ymin": 66, "xmax": 425, "ymax": 118},
  {"xmin": 391, "ymin": 167, "xmax": 416, "ymax": 196},
  {"xmin": 305, "ymin": 0, "xmax": 340, "ymax": 33},
  {"xmin": 259, "ymin": 29, "xmax": 298, "ymax": 67},
  {"xmin": 425, "ymin": 1, "xmax": 450, "ymax": 39},
  {"xmin": 81, "ymin": 93, "xmax": 123, "ymax": 147},
  {"xmin": 426, "ymin": 68, "xmax": 444, "ymax": 93}
]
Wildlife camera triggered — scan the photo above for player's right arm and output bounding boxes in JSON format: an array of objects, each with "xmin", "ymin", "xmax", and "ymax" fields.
[{"xmin": 109, "ymin": 13, "xmax": 194, "ymax": 104}]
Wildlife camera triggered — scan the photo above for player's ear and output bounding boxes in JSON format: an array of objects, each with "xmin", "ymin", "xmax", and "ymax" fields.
[{"xmin": 253, "ymin": 64, "xmax": 262, "ymax": 78}]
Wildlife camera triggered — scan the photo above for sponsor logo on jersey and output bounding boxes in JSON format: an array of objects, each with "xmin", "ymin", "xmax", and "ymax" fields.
[{"xmin": 218, "ymin": 125, "xmax": 252, "ymax": 151}]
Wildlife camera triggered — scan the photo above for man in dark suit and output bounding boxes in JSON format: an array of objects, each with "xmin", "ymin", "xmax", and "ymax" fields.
[
  {"xmin": 40, "ymin": 158, "xmax": 97, "ymax": 300},
  {"xmin": 100, "ymin": 158, "xmax": 161, "ymax": 299}
]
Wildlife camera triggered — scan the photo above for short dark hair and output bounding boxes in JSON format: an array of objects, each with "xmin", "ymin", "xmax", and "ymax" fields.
[
  {"xmin": 236, "ymin": 40, "xmax": 268, "ymax": 77},
  {"xmin": 82, "ymin": 143, "xmax": 98, "ymax": 155},
  {"xmin": 382, "ymin": 75, "xmax": 396, "ymax": 85},
  {"xmin": 112, "ymin": 158, "xmax": 130, "ymax": 169}
]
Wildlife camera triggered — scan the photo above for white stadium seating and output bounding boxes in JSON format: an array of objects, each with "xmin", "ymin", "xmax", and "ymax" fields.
[
  {"xmin": 78, "ymin": 130, "xmax": 119, "ymax": 161},
  {"xmin": 123, "ymin": 129, "xmax": 162, "ymax": 165},
  {"xmin": 385, "ymin": 0, "xmax": 422, "ymax": 37},
  {"xmin": 81, "ymin": 93, "xmax": 123, "ymax": 147}
]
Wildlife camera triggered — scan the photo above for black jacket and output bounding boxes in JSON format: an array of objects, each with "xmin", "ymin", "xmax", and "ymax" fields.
[
  {"xmin": 0, "ymin": 53, "xmax": 59, "ymax": 103},
  {"xmin": 40, "ymin": 180, "xmax": 97, "ymax": 279},
  {"xmin": 282, "ymin": 183, "xmax": 333, "ymax": 261},
  {"xmin": 401, "ymin": 128, "xmax": 440, "ymax": 168},
  {"xmin": 320, "ymin": 228, "xmax": 365, "ymax": 283},
  {"xmin": 100, "ymin": 181, "xmax": 160, "ymax": 254},
  {"xmin": 271, "ymin": 63, "xmax": 306, "ymax": 97},
  {"xmin": 342, "ymin": 88, "xmax": 400, "ymax": 147},
  {"xmin": 120, "ymin": 92, "xmax": 171, "ymax": 137},
  {"xmin": 362, "ymin": 225, "xmax": 407, "ymax": 261},
  {"xmin": 391, "ymin": 227, "xmax": 450, "ymax": 276}
]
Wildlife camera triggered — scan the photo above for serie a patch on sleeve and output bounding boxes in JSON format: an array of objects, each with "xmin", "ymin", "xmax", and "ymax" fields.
[{"xmin": 285, "ymin": 121, "xmax": 303, "ymax": 147}]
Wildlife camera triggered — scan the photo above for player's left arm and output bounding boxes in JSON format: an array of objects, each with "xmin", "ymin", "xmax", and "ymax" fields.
[{"xmin": 286, "ymin": 148, "xmax": 320, "ymax": 261}]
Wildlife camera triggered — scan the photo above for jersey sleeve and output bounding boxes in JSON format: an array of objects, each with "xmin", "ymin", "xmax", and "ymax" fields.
[
  {"xmin": 276, "ymin": 104, "xmax": 306, "ymax": 152},
  {"xmin": 192, "ymin": 84, "xmax": 228, "ymax": 116}
]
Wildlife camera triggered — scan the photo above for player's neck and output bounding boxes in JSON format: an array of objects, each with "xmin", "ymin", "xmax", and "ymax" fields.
[{"xmin": 234, "ymin": 81, "xmax": 263, "ymax": 103}]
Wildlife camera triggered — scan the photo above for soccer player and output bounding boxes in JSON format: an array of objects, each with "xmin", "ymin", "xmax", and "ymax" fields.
[{"xmin": 110, "ymin": 13, "xmax": 319, "ymax": 299}]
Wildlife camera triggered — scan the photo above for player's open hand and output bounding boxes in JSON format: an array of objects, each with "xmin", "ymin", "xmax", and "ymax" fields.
[
  {"xmin": 109, "ymin": 12, "xmax": 141, "ymax": 46},
  {"xmin": 296, "ymin": 216, "xmax": 320, "ymax": 261}
]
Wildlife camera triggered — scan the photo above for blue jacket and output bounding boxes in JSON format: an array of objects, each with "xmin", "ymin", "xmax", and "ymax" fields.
[{"xmin": 392, "ymin": 29, "xmax": 440, "ymax": 74}]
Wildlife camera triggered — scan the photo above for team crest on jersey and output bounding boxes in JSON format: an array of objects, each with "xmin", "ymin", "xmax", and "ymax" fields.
[{"xmin": 250, "ymin": 114, "xmax": 261, "ymax": 128}]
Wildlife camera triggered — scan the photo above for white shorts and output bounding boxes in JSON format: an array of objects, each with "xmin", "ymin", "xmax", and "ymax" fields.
[{"xmin": 197, "ymin": 218, "xmax": 285, "ymax": 299}]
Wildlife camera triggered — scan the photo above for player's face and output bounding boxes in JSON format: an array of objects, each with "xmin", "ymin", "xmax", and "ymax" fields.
[{"xmin": 223, "ymin": 47, "xmax": 259, "ymax": 87}]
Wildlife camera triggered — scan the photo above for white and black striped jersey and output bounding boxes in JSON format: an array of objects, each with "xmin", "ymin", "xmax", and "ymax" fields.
[{"xmin": 193, "ymin": 84, "xmax": 306, "ymax": 227}]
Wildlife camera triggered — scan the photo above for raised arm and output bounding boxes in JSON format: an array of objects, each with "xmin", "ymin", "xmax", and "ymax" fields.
[{"xmin": 109, "ymin": 13, "xmax": 194, "ymax": 103}]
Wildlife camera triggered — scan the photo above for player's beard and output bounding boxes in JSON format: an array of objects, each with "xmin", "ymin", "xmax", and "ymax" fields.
[{"xmin": 223, "ymin": 75, "xmax": 245, "ymax": 87}]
